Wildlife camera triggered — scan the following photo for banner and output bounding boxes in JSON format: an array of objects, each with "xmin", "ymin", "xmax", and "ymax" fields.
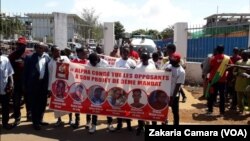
[
  {"xmin": 49, "ymin": 62, "xmax": 171, "ymax": 122},
  {"xmin": 98, "ymin": 54, "xmax": 117, "ymax": 67}
]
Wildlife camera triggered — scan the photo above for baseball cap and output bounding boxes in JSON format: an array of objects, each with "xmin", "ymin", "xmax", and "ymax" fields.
[
  {"xmin": 17, "ymin": 37, "xmax": 27, "ymax": 45},
  {"xmin": 170, "ymin": 52, "xmax": 181, "ymax": 62}
]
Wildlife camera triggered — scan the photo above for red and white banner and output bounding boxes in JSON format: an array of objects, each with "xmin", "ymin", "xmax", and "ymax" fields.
[
  {"xmin": 98, "ymin": 54, "xmax": 117, "ymax": 67},
  {"xmin": 49, "ymin": 62, "xmax": 171, "ymax": 122}
]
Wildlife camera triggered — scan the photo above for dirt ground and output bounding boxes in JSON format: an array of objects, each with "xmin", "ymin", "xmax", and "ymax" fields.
[{"xmin": 177, "ymin": 86, "xmax": 250, "ymax": 125}]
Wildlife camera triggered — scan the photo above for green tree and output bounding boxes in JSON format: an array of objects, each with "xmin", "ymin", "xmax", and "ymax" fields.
[
  {"xmin": 81, "ymin": 8, "xmax": 101, "ymax": 40},
  {"xmin": 161, "ymin": 26, "xmax": 174, "ymax": 39},
  {"xmin": 147, "ymin": 29, "xmax": 160, "ymax": 40},
  {"xmin": 131, "ymin": 29, "xmax": 147, "ymax": 36},
  {"xmin": 114, "ymin": 21, "xmax": 125, "ymax": 40},
  {"xmin": 0, "ymin": 16, "xmax": 25, "ymax": 39}
]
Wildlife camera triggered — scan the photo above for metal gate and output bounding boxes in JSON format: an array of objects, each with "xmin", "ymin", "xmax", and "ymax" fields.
[{"xmin": 187, "ymin": 24, "xmax": 249, "ymax": 62}]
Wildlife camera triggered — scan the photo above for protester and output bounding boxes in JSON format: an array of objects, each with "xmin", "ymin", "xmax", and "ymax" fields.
[
  {"xmin": 227, "ymin": 47, "xmax": 241, "ymax": 110},
  {"xmin": 110, "ymin": 45, "xmax": 120, "ymax": 58},
  {"xmin": 165, "ymin": 44, "xmax": 187, "ymax": 102},
  {"xmin": 87, "ymin": 53, "xmax": 115, "ymax": 133},
  {"xmin": 8, "ymin": 37, "xmax": 30, "ymax": 126},
  {"xmin": 69, "ymin": 47, "xmax": 89, "ymax": 128},
  {"xmin": 233, "ymin": 50, "xmax": 250, "ymax": 114},
  {"xmin": 135, "ymin": 51, "xmax": 156, "ymax": 135},
  {"xmin": 0, "ymin": 47, "xmax": 14, "ymax": 130},
  {"xmin": 24, "ymin": 42, "xmax": 50, "ymax": 130},
  {"xmin": 114, "ymin": 45, "xmax": 136, "ymax": 131},
  {"xmin": 206, "ymin": 45, "xmax": 232, "ymax": 116},
  {"xmin": 162, "ymin": 52, "xmax": 185, "ymax": 125}
]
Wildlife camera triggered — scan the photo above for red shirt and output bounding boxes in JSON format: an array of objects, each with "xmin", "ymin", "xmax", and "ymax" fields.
[
  {"xmin": 209, "ymin": 54, "xmax": 232, "ymax": 82},
  {"xmin": 129, "ymin": 50, "xmax": 139, "ymax": 60},
  {"xmin": 230, "ymin": 55, "xmax": 241, "ymax": 64},
  {"xmin": 71, "ymin": 58, "xmax": 88, "ymax": 64}
]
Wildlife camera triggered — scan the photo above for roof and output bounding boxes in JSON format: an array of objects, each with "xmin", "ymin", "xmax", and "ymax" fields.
[
  {"xmin": 25, "ymin": 13, "xmax": 83, "ymax": 20},
  {"xmin": 131, "ymin": 38, "xmax": 156, "ymax": 47},
  {"xmin": 205, "ymin": 13, "xmax": 250, "ymax": 20}
]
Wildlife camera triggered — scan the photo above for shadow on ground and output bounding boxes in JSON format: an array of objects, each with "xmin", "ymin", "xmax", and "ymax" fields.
[{"xmin": 1, "ymin": 123, "xmax": 144, "ymax": 141}]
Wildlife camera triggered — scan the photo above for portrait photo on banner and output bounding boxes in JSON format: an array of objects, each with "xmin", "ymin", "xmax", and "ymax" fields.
[
  {"xmin": 52, "ymin": 79, "xmax": 69, "ymax": 99},
  {"xmin": 88, "ymin": 85, "xmax": 106, "ymax": 105},
  {"xmin": 69, "ymin": 82, "xmax": 87, "ymax": 102},
  {"xmin": 127, "ymin": 89, "xmax": 147, "ymax": 109},
  {"xmin": 148, "ymin": 90, "xmax": 169, "ymax": 110},
  {"xmin": 107, "ymin": 87, "xmax": 127, "ymax": 107}
]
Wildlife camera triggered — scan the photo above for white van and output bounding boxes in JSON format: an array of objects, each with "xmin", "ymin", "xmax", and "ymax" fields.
[{"xmin": 130, "ymin": 36, "xmax": 157, "ymax": 56}]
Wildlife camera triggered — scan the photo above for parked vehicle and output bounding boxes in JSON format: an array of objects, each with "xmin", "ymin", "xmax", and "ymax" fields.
[{"xmin": 130, "ymin": 35, "xmax": 157, "ymax": 56}]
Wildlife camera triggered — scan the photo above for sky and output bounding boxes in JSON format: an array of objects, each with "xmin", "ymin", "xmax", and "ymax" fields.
[{"xmin": 1, "ymin": 0, "xmax": 250, "ymax": 32}]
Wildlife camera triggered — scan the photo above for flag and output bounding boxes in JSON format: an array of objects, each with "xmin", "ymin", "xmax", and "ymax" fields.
[{"xmin": 205, "ymin": 55, "xmax": 230, "ymax": 98}]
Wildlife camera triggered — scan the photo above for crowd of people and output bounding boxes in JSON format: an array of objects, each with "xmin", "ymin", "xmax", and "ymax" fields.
[
  {"xmin": 201, "ymin": 45, "xmax": 250, "ymax": 116},
  {"xmin": 0, "ymin": 36, "xmax": 186, "ymax": 136}
]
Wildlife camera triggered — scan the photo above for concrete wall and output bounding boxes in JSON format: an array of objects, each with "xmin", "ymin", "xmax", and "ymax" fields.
[
  {"xmin": 103, "ymin": 22, "xmax": 114, "ymax": 55},
  {"xmin": 185, "ymin": 62, "xmax": 203, "ymax": 85},
  {"xmin": 53, "ymin": 12, "xmax": 67, "ymax": 49},
  {"xmin": 174, "ymin": 22, "xmax": 203, "ymax": 85},
  {"xmin": 31, "ymin": 18, "xmax": 52, "ymax": 39},
  {"xmin": 174, "ymin": 22, "xmax": 188, "ymax": 60}
]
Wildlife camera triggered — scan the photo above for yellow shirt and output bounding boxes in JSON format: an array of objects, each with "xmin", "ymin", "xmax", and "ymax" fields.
[{"xmin": 234, "ymin": 59, "xmax": 250, "ymax": 92}]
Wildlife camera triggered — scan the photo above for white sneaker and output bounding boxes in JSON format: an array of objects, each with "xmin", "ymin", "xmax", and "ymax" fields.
[
  {"xmin": 89, "ymin": 125, "xmax": 96, "ymax": 133},
  {"xmin": 107, "ymin": 124, "xmax": 115, "ymax": 132},
  {"xmin": 86, "ymin": 122, "xmax": 91, "ymax": 129}
]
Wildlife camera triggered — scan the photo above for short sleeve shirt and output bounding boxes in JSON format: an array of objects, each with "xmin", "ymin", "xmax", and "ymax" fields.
[{"xmin": 0, "ymin": 55, "xmax": 14, "ymax": 95}]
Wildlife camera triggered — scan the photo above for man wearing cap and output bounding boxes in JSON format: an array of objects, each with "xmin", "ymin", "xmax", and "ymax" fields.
[
  {"xmin": 162, "ymin": 53, "xmax": 185, "ymax": 125},
  {"xmin": 165, "ymin": 44, "xmax": 187, "ymax": 102},
  {"xmin": 9, "ymin": 37, "xmax": 31, "ymax": 126},
  {"xmin": 24, "ymin": 42, "xmax": 50, "ymax": 130}
]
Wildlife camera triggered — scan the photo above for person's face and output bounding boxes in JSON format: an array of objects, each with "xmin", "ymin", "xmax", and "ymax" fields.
[
  {"xmin": 132, "ymin": 91, "xmax": 141, "ymax": 102},
  {"xmin": 53, "ymin": 49, "xmax": 60, "ymax": 59},
  {"xmin": 94, "ymin": 89, "xmax": 102, "ymax": 98},
  {"xmin": 113, "ymin": 48, "xmax": 118, "ymax": 53},
  {"xmin": 170, "ymin": 59, "xmax": 179, "ymax": 66},
  {"xmin": 157, "ymin": 47, "xmax": 161, "ymax": 51},
  {"xmin": 167, "ymin": 48, "xmax": 174, "ymax": 56},
  {"xmin": 75, "ymin": 86, "xmax": 83, "ymax": 97},
  {"xmin": 157, "ymin": 92, "xmax": 167, "ymax": 104},
  {"xmin": 56, "ymin": 82, "xmax": 65, "ymax": 96},
  {"xmin": 242, "ymin": 53, "xmax": 248, "ymax": 61},
  {"xmin": 90, "ymin": 57, "xmax": 99, "ymax": 66},
  {"xmin": 82, "ymin": 50, "xmax": 89, "ymax": 59},
  {"xmin": 153, "ymin": 56, "xmax": 159, "ymax": 62},
  {"xmin": 77, "ymin": 51, "xmax": 84, "ymax": 59},
  {"xmin": 36, "ymin": 45, "xmax": 45, "ymax": 56},
  {"xmin": 17, "ymin": 43, "xmax": 26, "ymax": 48},
  {"xmin": 96, "ymin": 47, "xmax": 102, "ymax": 54},
  {"xmin": 141, "ymin": 54, "xmax": 149, "ymax": 66},
  {"xmin": 121, "ymin": 48, "xmax": 129, "ymax": 60},
  {"xmin": 129, "ymin": 46, "xmax": 133, "ymax": 51},
  {"xmin": 114, "ymin": 90, "xmax": 122, "ymax": 99}
]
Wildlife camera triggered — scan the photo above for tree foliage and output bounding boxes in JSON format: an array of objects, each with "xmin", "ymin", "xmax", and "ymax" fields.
[
  {"xmin": 81, "ymin": 8, "xmax": 102, "ymax": 40},
  {"xmin": 161, "ymin": 26, "xmax": 174, "ymax": 39},
  {"xmin": 131, "ymin": 29, "xmax": 147, "ymax": 36},
  {"xmin": 114, "ymin": 21, "xmax": 125, "ymax": 40},
  {"xmin": 130, "ymin": 26, "xmax": 174, "ymax": 40},
  {"xmin": 0, "ymin": 16, "xmax": 25, "ymax": 39}
]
